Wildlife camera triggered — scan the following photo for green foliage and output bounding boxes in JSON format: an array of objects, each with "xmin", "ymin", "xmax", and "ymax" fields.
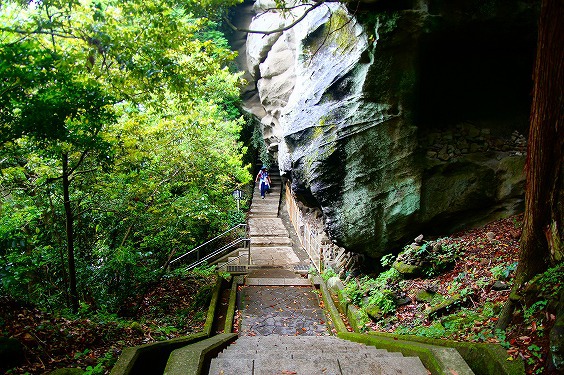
[
  {"xmin": 321, "ymin": 267, "xmax": 337, "ymax": 281},
  {"xmin": 251, "ymin": 122, "xmax": 272, "ymax": 167},
  {"xmin": 191, "ymin": 263, "xmax": 217, "ymax": 278},
  {"xmin": 0, "ymin": 0, "xmax": 252, "ymax": 314},
  {"xmin": 490, "ymin": 262, "xmax": 518, "ymax": 280},
  {"xmin": 524, "ymin": 300, "xmax": 548, "ymax": 320},
  {"xmin": 380, "ymin": 253, "xmax": 396, "ymax": 268},
  {"xmin": 344, "ymin": 269, "xmax": 401, "ymax": 318},
  {"xmin": 528, "ymin": 262, "xmax": 564, "ymax": 299}
]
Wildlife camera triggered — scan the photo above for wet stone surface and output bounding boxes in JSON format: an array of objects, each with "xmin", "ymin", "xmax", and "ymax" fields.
[{"xmin": 239, "ymin": 286, "xmax": 329, "ymax": 336}]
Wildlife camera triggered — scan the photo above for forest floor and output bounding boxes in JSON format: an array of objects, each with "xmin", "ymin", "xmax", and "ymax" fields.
[
  {"xmin": 360, "ymin": 214, "xmax": 562, "ymax": 375},
  {"xmin": 0, "ymin": 272, "xmax": 216, "ymax": 374},
  {"xmin": 1, "ymin": 215, "xmax": 562, "ymax": 374}
]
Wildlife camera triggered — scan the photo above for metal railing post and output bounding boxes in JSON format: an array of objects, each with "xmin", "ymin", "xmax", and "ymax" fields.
[{"xmin": 247, "ymin": 239, "xmax": 251, "ymax": 265}]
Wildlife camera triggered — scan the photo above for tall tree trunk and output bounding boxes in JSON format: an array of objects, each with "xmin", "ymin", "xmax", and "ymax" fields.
[
  {"xmin": 63, "ymin": 153, "xmax": 79, "ymax": 313},
  {"xmin": 497, "ymin": 0, "xmax": 563, "ymax": 330}
]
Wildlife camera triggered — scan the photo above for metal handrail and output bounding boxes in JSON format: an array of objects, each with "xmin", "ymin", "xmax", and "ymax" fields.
[
  {"xmin": 169, "ymin": 223, "xmax": 247, "ymax": 265},
  {"xmin": 186, "ymin": 238, "xmax": 250, "ymax": 270},
  {"xmin": 222, "ymin": 249, "xmax": 251, "ymax": 267}
]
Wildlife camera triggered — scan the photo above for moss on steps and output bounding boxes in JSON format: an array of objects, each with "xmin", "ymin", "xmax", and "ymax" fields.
[{"xmin": 367, "ymin": 331, "xmax": 525, "ymax": 375}]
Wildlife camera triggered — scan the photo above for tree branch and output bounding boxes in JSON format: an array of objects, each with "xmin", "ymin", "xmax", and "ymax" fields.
[{"xmin": 223, "ymin": 1, "xmax": 328, "ymax": 36}]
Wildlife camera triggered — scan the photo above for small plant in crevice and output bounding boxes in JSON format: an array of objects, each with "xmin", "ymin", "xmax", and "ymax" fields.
[{"xmin": 321, "ymin": 267, "xmax": 338, "ymax": 282}]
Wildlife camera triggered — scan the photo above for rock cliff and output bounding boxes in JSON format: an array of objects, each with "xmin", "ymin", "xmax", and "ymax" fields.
[{"xmin": 229, "ymin": 0, "xmax": 538, "ymax": 260}]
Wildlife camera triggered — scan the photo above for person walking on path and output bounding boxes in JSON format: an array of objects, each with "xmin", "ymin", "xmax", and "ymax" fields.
[{"xmin": 255, "ymin": 166, "xmax": 271, "ymax": 199}]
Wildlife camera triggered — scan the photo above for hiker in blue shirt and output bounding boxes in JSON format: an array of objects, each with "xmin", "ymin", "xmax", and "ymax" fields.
[{"xmin": 255, "ymin": 166, "xmax": 271, "ymax": 199}]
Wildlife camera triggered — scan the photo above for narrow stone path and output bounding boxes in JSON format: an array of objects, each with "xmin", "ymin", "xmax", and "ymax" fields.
[
  {"xmin": 238, "ymin": 286, "xmax": 328, "ymax": 336},
  {"xmin": 207, "ymin": 165, "xmax": 429, "ymax": 374},
  {"xmin": 239, "ymin": 166, "xmax": 329, "ymax": 337},
  {"xmin": 247, "ymin": 167, "xmax": 301, "ymax": 267}
]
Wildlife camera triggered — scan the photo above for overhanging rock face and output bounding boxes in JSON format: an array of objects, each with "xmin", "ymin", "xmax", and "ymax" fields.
[{"xmin": 231, "ymin": 0, "xmax": 536, "ymax": 259}]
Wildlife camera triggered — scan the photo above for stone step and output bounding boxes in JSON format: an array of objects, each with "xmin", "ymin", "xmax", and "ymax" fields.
[
  {"xmin": 226, "ymin": 336, "xmax": 398, "ymax": 350},
  {"xmin": 250, "ymin": 197, "xmax": 280, "ymax": 203},
  {"xmin": 249, "ymin": 230, "xmax": 289, "ymax": 238},
  {"xmin": 249, "ymin": 247, "xmax": 300, "ymax": 266},
  {"xmin": 249, "ymin": 202, "xmax": 279, "ymax": 209},
  {"xmin": 245, "ymin": 277, "xmax": 311, "ymax": 286},
  {"xmin": 248, "ymin": 202, "xmax": 281, "ymax": 209},
  {"xmin": 217, "ymin": 348, "xmax": 395, "ymax": 359},
  {"xmin": 208, "ymin": 358, "xmax": 253, "ymax": 375},
  {"xmin": 339, "ymin": 356, "xmax": 428, "ymax": 375},
  {"xmin": 209, "ymin": 358, "xmax": 341, "ymax": 375},
  {"xmin": 226, "ymin": 254, "xmax": 249, "ymax": 265},
  {"xmin": 251, "ymin": 236, "xmax": 292, "ymax": 246},
  {"xmin": 248, "ymin": 213, "xmax": 279, "ymax": 219},
  {"xmin": 209, "ymin": 356, "xmax": 427, "ymax": 375},
  {"xmin": 233, "ymin": 336, "xmax": 385, "ymax": 347}
]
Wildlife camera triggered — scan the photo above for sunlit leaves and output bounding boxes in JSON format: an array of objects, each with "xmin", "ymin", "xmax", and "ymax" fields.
[{"xmin": 0, "ymin": 0, "xmax": 251, "ymax": 312}]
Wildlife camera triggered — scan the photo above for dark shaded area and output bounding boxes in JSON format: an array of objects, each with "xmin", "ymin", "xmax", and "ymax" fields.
[
  {"xmin": 349, "ymin": 0, "xmax": 413, "ymax": 12},
  {"xmin": 417, "ymin": 23, "xmax": 536, "ymax": 133}
]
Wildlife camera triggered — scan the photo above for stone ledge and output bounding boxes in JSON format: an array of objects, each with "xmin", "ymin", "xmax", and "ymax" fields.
[
  {"xmin": 110, "ymin": 333, "xmax": 208, "ymax": 375},
  {"xmin": 338, "ymin": 332, "xmax": 474, "ymax": 375},
  {"xmin": 163, "ymin": 333, "xmax": 237, "ymax": 375},
  {"xmin": 367, "ymin": 331, "xmax": 525, "ymax": 375}
]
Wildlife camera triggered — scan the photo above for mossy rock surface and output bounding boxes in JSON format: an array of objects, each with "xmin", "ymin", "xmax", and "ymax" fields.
[
  {"xmin": 365, "ymin": 305, "xmax": 383, "ymax": 321},
  {"xmin": 427, "ymin": 294, "xmax": 469, "ymax": 318},
  {"xmin": 368, "ymin": 331, "xmax": 525, "ymax": 375},
  {"xmin": 416, "ymin": 289, "xmax": 435, "ymax": 303},
  {"xmin": 393, "ymin": 261, "xmax": 422, "ymax": 277}
]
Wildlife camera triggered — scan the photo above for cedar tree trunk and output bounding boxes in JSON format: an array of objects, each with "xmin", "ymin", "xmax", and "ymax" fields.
[{"xmin": 497, "ymin": 0, "xmax": 563, "ymax": 330}]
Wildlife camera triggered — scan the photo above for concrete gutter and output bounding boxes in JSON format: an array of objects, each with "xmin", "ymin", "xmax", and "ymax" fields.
[
  {"xmin": 339, "ymin": 332, "xmax": 474, "ymax": 375},
  {"xmin": 224, "ymin": 276, "xmax": 244, "ymax": 333},
  {"xmin": 110, "ymin": 275, "xmax": 226, "ymax": 375},
  {"xmin": 368, "ymin": 331, "xmax": 525, "ymax": 375},
  {"xmin": 313, "ymin": 275, "xmax": 348, "ymax": 333},
  {"xmin": 163, "ymin": 333, "xmax": 237, "ymax": 375}
]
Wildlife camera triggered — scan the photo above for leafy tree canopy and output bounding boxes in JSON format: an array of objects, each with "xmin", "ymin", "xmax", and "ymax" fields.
[{"xmin": 0, "ymin": 0, "xmax": 251, "ymax": 313}]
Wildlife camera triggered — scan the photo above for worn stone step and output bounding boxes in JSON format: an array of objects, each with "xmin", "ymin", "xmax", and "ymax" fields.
[
  {"xmin": 339, "ymin": 355, "xmax": 428, "ymax": 375},
  {"xmin": 208, "ymin": 358, "xmax": 253, "ymax": 375},
  {"xmin": 209, "ymin": 355, "xmax": 427, "ymax": 375},
  {"xmin": 248, "ymin": 213, "xmax": 279, "ymax": 219},
  {"xmin": 214, "ymin": 249, "xmax": 249, "ymax": 263},
  {"xmin": 248, "ymin": 207, "xmax": 279, "ymax": 214},
  {"xmin": 229, "ymin": 337, "xmax": 405, "ymax": 354},
  {"xmin": 217, "ymin": 348, "xmax": 395, "ymax": 359},
  {"xmin": 249, "ymin": 247, "xmax": 300, "ymax": 266},
  {"xmin": 231, "ymin": 338, "xmax": 396, "ymax": 351},
  {"xmin": 249, "ymin": 201, "xmax": 280, "ymax": 208},
  {"xmin": 244, "ymin": 277, "xmax": 311, "ymax": 286},
  {"xmin": 209, "ymin": 358, "xmax": 342, "ymax": 375},
  {"xmin": 250, "ymin": 237, "xmax": 292, "ymax": 246}
]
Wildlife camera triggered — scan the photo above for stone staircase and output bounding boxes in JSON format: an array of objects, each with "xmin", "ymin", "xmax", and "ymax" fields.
[
  {"xmin": 208, "ymin": 336, "xmax": 428, "ymax": 375},
  {"xmin": 218, "ymin": 166, "xmax": 297, "ymax": 271}
]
